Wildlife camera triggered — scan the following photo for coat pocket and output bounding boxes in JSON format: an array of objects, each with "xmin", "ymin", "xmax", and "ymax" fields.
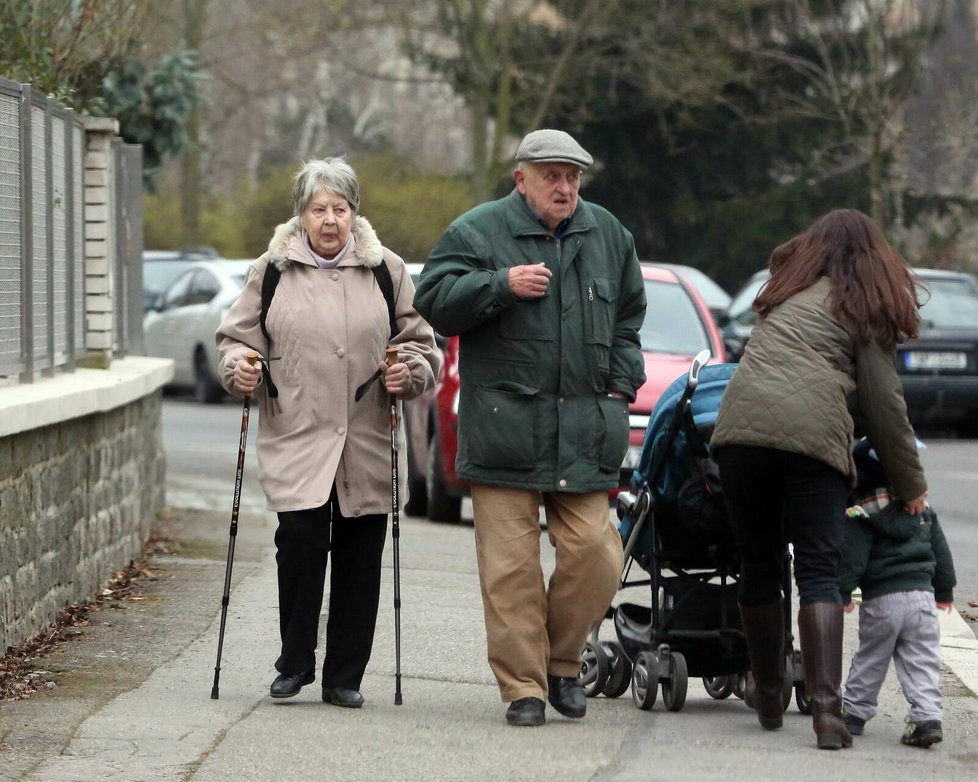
[
  {"xmin": 585, "ymin": 277, "xmax": 618, "ymax": 347},
  {"xmin": 467, "ymin": 381, "xmax": 539, "ymax": 469},
  {"xmin": 597, "ymin": 393, "xmax": 629, "ymax": 471}
]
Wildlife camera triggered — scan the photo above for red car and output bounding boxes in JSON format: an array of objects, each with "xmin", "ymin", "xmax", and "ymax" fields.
[{"xmin": 422, "ymin": 263, "xmax": 727, "ymax": 522}]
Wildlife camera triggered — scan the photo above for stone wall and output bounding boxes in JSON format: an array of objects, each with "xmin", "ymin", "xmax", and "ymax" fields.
[{"xmin": 0, "ymin": 391, "xmax": 166, "ymax": 653}]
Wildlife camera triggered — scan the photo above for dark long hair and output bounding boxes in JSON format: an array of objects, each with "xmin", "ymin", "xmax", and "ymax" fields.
[{"xmin": 754, "ymin": 209, "xmax": 921, "ymax": 345}]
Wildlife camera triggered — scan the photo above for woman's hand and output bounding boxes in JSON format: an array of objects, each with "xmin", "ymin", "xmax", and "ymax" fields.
[
  {"xmin": 936, "ymin": 601, "xmax": 954, "ymax": 614},
  {"xmin": 902, "ymin": 492, "xmax": 928, "ymax": 516},
  {"xmin": 232, "ymin": 356, "xmax": 262, "ymax": 396},
  {"xmin": 381, "ymin": 360, "xmax": 410, "ymax": 396}
]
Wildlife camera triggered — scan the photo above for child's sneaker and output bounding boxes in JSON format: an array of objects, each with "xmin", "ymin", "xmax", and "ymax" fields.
[
  {"xmin": 900, "ymin": 718, "xmax": 943, "ymax": 748},
  {"xmin": 843, "ymin": 711, "xmax": 866, "ymax": 736}
]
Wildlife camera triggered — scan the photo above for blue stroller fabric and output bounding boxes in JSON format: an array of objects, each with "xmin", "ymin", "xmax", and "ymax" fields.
[{"xmin": 619, "ymin": 363, "xmax": 737, "ymax": 551}]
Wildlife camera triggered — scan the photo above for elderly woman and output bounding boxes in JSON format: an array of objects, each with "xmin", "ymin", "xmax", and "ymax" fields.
[{"xmin": 215, "ymin": 157, "xmax": 441, "ymax": 708}]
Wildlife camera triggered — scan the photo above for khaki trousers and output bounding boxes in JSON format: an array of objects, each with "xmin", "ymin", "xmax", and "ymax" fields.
[{"xmin": 470, "ymin": 485, "xmax": 623, "ymax": 702}]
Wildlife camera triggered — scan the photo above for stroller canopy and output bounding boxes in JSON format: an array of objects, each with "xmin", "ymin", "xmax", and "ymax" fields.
[{"xmin": 631, "ymin": 363, "xmax": 737, "ymax": 504}]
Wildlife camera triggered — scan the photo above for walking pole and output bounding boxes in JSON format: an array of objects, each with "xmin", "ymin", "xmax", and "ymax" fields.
[
  {"xmin": 211, "ymin": 350, "xmax": 259, "ymax": 700},
  {"xmin": 386, "ymin": 346, "xmax": 404, "ymax": 706}
]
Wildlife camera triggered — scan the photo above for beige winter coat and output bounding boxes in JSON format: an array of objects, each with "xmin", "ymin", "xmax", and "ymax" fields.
[{"xmin": 215, "ymin": 216, "xmax": 441, "ymax": 515}]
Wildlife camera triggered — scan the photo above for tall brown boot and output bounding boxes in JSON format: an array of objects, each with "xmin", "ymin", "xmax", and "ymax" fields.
[
  {"xmin": 798, "ymin": 602, "xmax": 853, "ymax": 750},
  {"xmin": 740, "ymin": 600, "xmax": 785, "ymax": 730}
]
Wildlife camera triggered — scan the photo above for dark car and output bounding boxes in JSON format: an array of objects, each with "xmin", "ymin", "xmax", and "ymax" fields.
[
  {"xmin": 718, "ymin": 269, "xmax": 768, "ymax": 361},
  {"xmin": 720, "ymin": 266, "xmax": 978, "ymax": 433},
  {"xmin": 898, "ymin": 269, "xmax": 978, "ymax": 433},
  {"xmin": 422, "ymin": 263, "xmax": 727, "ymax": 523}
]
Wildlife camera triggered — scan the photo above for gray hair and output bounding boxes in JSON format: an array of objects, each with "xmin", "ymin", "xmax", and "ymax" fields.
[{"xmin": 292, "ymin": 157, "xmax": 360, "ymax": 216}]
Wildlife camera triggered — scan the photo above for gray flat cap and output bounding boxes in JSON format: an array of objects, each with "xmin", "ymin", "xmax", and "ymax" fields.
[{"xmin": 515, "ymin": 129, "xmax": 592, "ymax": 170}]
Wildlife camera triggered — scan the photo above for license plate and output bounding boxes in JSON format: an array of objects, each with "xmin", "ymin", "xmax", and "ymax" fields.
[
  {"xmin": 621, "ymin": 445, "xmax": 642, "ymax": 470},
  {"xmin": 904, "ymin": 351, "xmax": 967, "ymax": 370}
]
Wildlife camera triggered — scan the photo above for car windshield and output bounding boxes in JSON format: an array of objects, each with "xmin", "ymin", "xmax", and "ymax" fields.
[
  {"xmin": 640, "ymin": 279, "xmax": 712, "ymax": 354},
  {"xmin": 669, "ymin": 266, "xmax": 730, "ymax": 310},
  {"xmin": 144, "ymin": 259, "xmax": 197, "ymax": 293},
  {"xmin": 919, "ymin": 278, "xmax": 978, "ymax": 328}
]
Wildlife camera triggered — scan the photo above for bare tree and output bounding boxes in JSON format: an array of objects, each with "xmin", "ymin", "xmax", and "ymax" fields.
[
  {"xmin": 0, "ymin": 0, "xmax": 154, "ymax": 103},
  {"xmin": 748, "ymin": 0, "xmax": 945, "ymax": 225}
]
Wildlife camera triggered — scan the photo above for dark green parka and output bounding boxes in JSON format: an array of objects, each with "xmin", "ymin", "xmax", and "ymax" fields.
[
  {"xmin": 839, "ymin": 504, "xmax": 956, "ymax": 605},
  {"xmin": 414, "ymin": 189, "xmax": 647, "ymax": 492}
]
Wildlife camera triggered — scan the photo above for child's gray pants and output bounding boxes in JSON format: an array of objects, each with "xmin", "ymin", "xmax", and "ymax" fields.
[{"xmin": 843, "ymin": 590, "xmax": 942, "ymax": 724}]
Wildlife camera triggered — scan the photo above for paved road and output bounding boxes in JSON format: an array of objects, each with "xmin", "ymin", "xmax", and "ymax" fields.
[{"xmin": 2, "ymin": 399, "xmax": 975, "ymax": 782}]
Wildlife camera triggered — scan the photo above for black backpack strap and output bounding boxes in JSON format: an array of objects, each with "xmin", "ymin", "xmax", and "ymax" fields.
[
  {"xmin": 371, "ymin": 258, "xmax": 398, "ymax": 339},
  {"xmin": 258, "ymin": 264, "xmax": 281, "ymax": 398},
  {"xmin": 259, "ymin": 263, "xmax": 281, "ymax": 343},
  {"xmin": 353, "ymin": 260, "xmax": 399, "ymax": 402}
]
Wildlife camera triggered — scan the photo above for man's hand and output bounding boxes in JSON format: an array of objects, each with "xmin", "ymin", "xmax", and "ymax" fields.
[{"xmin": 508, "ymin": 263, "xmax": 552, "ymax": 299}]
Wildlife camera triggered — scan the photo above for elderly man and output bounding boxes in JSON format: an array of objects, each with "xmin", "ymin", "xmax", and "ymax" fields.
[{"xmin": 414, "ymin": 129, "xmax": 647, "ymax": 726}]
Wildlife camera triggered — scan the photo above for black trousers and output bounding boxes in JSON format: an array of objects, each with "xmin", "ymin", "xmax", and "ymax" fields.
[
  {"xmin": 274, "ymin": 488, "xmax": 388, "ymax": 689},
  {"xmin": 715, "ymin": 445, "xmax": 848, "ymax": 606}
]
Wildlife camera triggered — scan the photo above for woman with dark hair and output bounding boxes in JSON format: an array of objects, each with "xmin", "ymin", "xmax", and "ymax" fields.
[{"xmin": 711, "ymin": 209, "xmax": 927, "ymax": 749}]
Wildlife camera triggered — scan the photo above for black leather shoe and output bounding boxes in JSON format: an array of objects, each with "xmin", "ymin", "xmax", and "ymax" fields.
[
  {"xmin": 506, "ymin": 697, "xmax": 545, "ymax": 726},
  {"xmin": 901, "ymin": 719, "xmax": 942, "ymax": 748},
  {"xmin": 843, "ymin": 711, "xmax": 866, "ymax": 736},
  {"xmin": 322, "ymin": 686, "xmax": 364, "ymax": 708},
  {"xmin": 270, "ymin": 669, "xmax": 315, "ymax": 698},
  {"xmin": 547, "ymin": 675, "xmax": 586, "ymax": 718}
]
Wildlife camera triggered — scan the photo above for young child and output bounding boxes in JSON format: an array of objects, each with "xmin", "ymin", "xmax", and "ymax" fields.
[{"xmin": 839, "ymin": 438, "xmax": 956, "ymax": 748}]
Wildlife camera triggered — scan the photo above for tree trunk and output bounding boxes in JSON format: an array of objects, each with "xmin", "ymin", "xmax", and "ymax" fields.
[
  {"xmin": 869, "ymin": 127, "xmax": 885, "ymax": 226},
  {"xmin": 180, "ymin": 0, "xmax": 208, "ymax": 247}
]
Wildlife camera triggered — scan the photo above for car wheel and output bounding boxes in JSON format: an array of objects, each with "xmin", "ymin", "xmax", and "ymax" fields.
[
  {"xmin": 425, "ymin": 430, "xmax": 461, "ymax": 523},
  {"xmin": 194, "ymin": 348, "xmax": 225, "ymax": 404}
]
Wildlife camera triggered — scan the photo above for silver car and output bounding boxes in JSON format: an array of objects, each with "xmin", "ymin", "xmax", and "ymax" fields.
[{"xmin": 143, "ymin": 259, "xmax": 253, "ymax": 403}]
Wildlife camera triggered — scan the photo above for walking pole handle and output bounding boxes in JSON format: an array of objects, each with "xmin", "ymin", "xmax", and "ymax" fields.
[
  {"xmin": 245, "ymin": 350, "xmax": 259, "ymax": 393},
  {"xmin": 385, "ymin": 346, "xmax": 399, "ymax": 369}
]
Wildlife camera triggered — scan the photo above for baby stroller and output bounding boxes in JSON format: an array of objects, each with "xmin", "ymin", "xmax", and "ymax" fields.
[{"xmin": 579, "ymin": 351, "xmax": 809, "ymax": 713}]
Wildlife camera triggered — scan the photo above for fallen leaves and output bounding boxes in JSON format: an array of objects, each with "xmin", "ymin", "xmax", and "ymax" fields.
[{"xmin": 0, "ymin": 556, "xmax": 160, "ymax": 701}]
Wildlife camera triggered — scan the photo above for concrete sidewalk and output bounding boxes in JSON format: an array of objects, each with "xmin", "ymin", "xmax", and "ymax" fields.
[{"xmin": 2, "ymin": 505, "xmax": 977, "ymax": 782}]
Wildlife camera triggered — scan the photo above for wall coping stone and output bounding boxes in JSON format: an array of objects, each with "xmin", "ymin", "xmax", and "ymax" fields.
[{"xmin": 0, "ymin": 357, "xmax": 174, "ymax": 438}]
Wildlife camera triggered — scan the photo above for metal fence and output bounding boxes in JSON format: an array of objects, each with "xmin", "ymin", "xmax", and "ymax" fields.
[{"xmin": 0, "ymin": 78, "xmax": 143, "ymax": 381}]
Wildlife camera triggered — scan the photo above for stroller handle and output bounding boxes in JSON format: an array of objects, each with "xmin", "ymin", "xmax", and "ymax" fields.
[{"xmin": 688, "ymin": 349, "xmax": 712, "ymax": 390}]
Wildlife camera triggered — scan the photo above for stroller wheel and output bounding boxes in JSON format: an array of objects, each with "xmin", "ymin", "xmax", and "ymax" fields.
[
  {"xmin": 631, "ymin": 651, "xmax": 658, "ymax": 710},
  {"xmin": 732, "ymin": 672, "xmax": 746, "ymax": 700},
  {"xmin": 661, "ymin": 651, "xmax": 688, "ymax": 712},
  {"xmin": 795, "ymin": 684, "xmax": 813, "ymax": 714},
  {"xmin": 781, "ymin": 653, "xmax": 794, "ymax": 710},
  {"xmin": 578, "ymin": 641, "xmax": 610, "ymax": 698},
  {"xmin": 702, "ymin": 675, "xmax": 734, "ymax": 700},
  {"xmin": 601, "ymin": 641, "xmax": 632, "ymax": 698}
]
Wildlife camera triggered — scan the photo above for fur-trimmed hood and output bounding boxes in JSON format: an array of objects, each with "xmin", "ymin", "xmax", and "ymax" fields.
[{"xmin": 266, "ymin": 215, "xmax": 385, "ymax": 271}]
